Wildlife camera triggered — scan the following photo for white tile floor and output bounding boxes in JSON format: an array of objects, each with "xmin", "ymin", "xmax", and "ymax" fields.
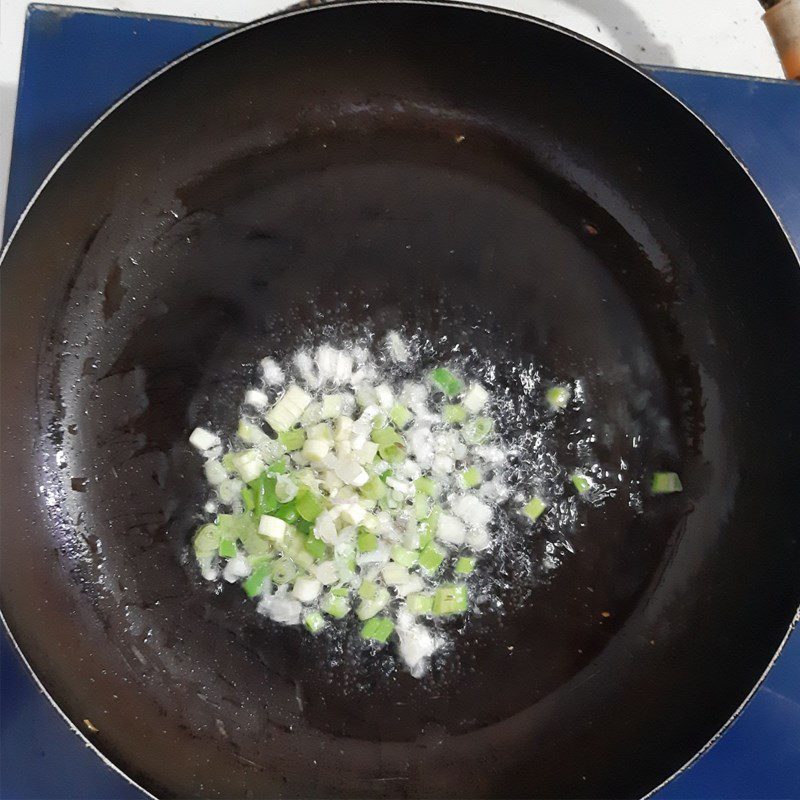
[{"xmin": 0, "ymin": 0, "xmax": 785, "ymax": 239}]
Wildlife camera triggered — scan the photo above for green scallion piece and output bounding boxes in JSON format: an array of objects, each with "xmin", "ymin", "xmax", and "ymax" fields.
[
  {"xmin": 216, "ymin": 513, "xmax": 255, "ymax": 537},
  {"xmin": 295, "ymin": 518, "xmax": 313, "ymax": 536},
  {"xmin": 331, "ymin": 585, "xmax": 350, "ymax": 598},
  {"xmin": 379, "ymin": 442, "xmax": 406, "ymax": 464},
  {"xmin": 303, "ymin": 610, "xmax": 326, "ymax": 634},
  {"xmin": 360, "ymin": 616, "xmax": 395, "ymax": 643},
  {"xmin": 390, "ymin": 545, "xmax": 419, "ymax": 568},
  {"xmin": 193, "ymin": 524, "xmax": 222, "ymax": 557},
  {"xmin": 418, "ymin": 543, "xmax": 445, "ymax": 572},
  {"xmin": 249, "ymin": 473, "xmax": 279, "ymax": 515},
  {"xmin": 359, "ymin": 474, "xmax": 387, "ymax": 501},
  {"xmin": 651, "ymin": 471, "xmax": 683, "ymax": 494},
  {"xmin": 414, "ymin": 476, "xmax": 437, "ymax": 497},
  {"xmin": 523, "ymin": 496, "xmax": 547, "ymax": 521},
  {"xmin": 304, "ymin": 535, "xmax": 327, "ymax": 560},
  {"xmin": 371, "ymin": 426, "xmax": 401, "ymax": 447},
  {"xmin": 463, "ymin": 417, "xmax": 494, "ymax": 444},
  {"xmin": 242, "ymin": 563, "xmax": 271, "ymax": 597},
  {"xmin": 546, "ymin": 385, "xmax": 571, "ymax": 411},
  {"xmin": 239, "ymin": 527, "xmax": 271, "ymax": 557},
  {"xmin": 270, "ymin": 557, "xmax": 297, "ymax": 585},
  {"xmin": 321, "ymin": 593, "xmax": 350, "ymax": 619},
  {"xmin": 272, "ymin": 503, "xmax": 297, "ymax": 524},
  {"xmin": 218, "ymin": 538, "xmax": 237, "ymax": 558},
  {"xmin": 430, "ymin": 367, "xmax": 463, "ymax": 398},
  {"xmin": 454, "ymin": 556, "xmax": 476, "ymax": 575},
  {"xmin": 443, "ymin": 404, "xmax": 467, "ymax": 425},
  {"xmin": 278, "ymin": 427, "xmax": 305, "ymax": 451},
  {"xmin": 389, "ymin": 403, "xmax": 412, "ymax": 428},
  {"xmin": 571, "ymin": 473, "xmax": 592, "ymax": 495},
  {"xmin": 295, "ymin": 489, "xmax": 323, "ymax": 522},
  {"xmin": 358, "ymin": 580, "xmax": 380, "ymax": 600},
  {"xmin": 413, "ymin": 493, "xmax": 431, "ymax": 520},
  {"xmin": 406, "ymin": 593, "xmax": 434, "ymax": 616},
  {"xmin": 267, "ymin": 459, "xmax": 287, "ymax": 474},
  {"xmin": 432, "ymin": 584, "xmax": 468, "ymax": 616},
  {"xmin": 461, "ymin": 466, "xmax": 482, "ymax": 489},
  {"xmin": 240, "ymin": 486, "xmax": 256, "ymax": 512},
  {"xmin": 357, "ymin": 529, "xmax": 378, "ymax": 553}
]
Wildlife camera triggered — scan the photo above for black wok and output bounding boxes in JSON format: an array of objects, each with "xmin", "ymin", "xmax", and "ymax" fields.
[{"xmin": 1, "ymin": 2, "xmax": 799, "ymax": 798}]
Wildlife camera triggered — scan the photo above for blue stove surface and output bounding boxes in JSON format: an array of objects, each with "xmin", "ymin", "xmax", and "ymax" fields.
[{"xmin": 1, "ymin": 6, "xmax": 798, "ymax": 798}]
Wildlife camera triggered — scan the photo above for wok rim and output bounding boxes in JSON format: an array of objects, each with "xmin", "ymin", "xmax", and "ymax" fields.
[{"xmin": 1, "ymin": 2, "xmax": 798, "ymax": 797}]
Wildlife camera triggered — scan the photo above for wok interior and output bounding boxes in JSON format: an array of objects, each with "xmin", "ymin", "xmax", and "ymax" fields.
[{"xmin": 2, "ymin": 4, "xmax": 799, "ymax": 798}]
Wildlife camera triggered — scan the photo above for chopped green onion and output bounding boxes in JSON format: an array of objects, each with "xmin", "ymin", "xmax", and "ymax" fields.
[
  {"xmin": 304, "ymin": 535, "xmax": 327, "ymax": 560},
  {"xmin": 267, "ymin": 459, "xmax": 287, "ymax": 474},
  {"xmin": 390, "ymin": 545, "xmax": 419, "ymax": 568},
  {"xmin": 379, "ymin": 443, "xmax": 406, "ymax": 463},
  {"xmin": 461, "ymin": 466, "xmax": 482, "ymax": 489},
  {"xmin": 265, "ymin": 385, "xmax": 312, "ymax": 433},
  {"xmin": 406, "ymin": 593, "xmax": 434, "ymax": 616},
  {"xmin": 463, "ymin": 417, "xmax": 494, "ymax": 444},
  {"xmin": 523, "ymin": 496, "xmax": 547, "ymax": 521},
  {"xmin": 357, "ymin": 529, "xmax": 378, "ymax": 553},
  {"xmin": 278, "ymin": 427, "xmax": 306, "ymax": 451},
  {"xmin": 413, "ymin": 493, "xmax": 431, "ymax": 520},
  {"xmin": 430, "ymin": 368, "xmax": 463, "ymax": 398},
  {"xmin": 303, "ymin": 611, "xmax": 326, "ymax": 634},
  {"xmin": 357, "ymin": 587, "xmax": 390, "ymax": 619},
  {"xmin": 389, "ymin": 403, "xmax": 412, "ymax": 428},
  {"xmin": 443, "ymin": 404, "xmax": 467, "ymax": 425},
  {"xmin": 193, "ymin": 524, "xmax": 222, "ymax": 557},
  {"xmin": 242, "ymin": 563, "xmax": 271, "ymax": 597},
  {"xmin": 295, "ymin": 489, "xmax": 323, "ymax": 522},
  {"xmin": 432, "ymin": 584, "xmax": 468, "ymax": 616},
  {"xmin": 237, "ymin": 419, "xmax": 267, "ymax": 445},
  {"xmin": 546, "ymin": 385, "xmax": 571, "ymax": 410},
  {"xmin": 218, "ymin": 538, "xmax": 237, "ymax": 558},
  {"xmin": 414, "ymin": 476, "xmax": 437, "ymax": 497},
  {"xmin": 239, "ymin": 527, "xmax": 271, "ymax": 556},
  {"xmin": 571, "ymin": 473, "xmax": 592, "ymax": 495},
  {"xmin": 294, "ymin": 517, "xmax": 313, "ymax": 536},
  {"xmin": 216, "ymin": 514, "xmax": 256, "ymax": 538},
  {"xmin": 331, "ymin": 585, "xmax": 350, "ymax": 597},
  {"xmin": 240, "ymin": 485, "xmax": 256, "ymax": 512},
  {"xmin": 360, "ymin": 616, "xmax": 395, "ymax": 643},
  {"xmin": 454, "ymin": 556, "xmax": 476, "ymax": 574},
  {"xmin": 371, "ymin": 426, "xmax": 401, "ymax": 447},
  {"xmin": 272, "ymin": 503, "xmax": 297, "ymax": 524},
  {"xmin": 651, "ymin": 471, "xmax": 683, "ymax": 494},
  {"xmin": 249, "ymin": 473, "xmax": 279, "ymax": 515},
  {"xmin": 271, "ymin": 557, "xmax": 297, "ymax": 585},
  {"xmin": 359, "ymin": 474, "xmax": 386, "ymax": 500},
  {"xmin": 418, "ymin": 543, "xmax": 445, "ymax": 573},
  {"xmin": 321, "ymin": 593, "xmax": 350, "ymax": 618},
  {"xmin": 358, "ymin": 580, "xmax": 380, "ymax": 600}
]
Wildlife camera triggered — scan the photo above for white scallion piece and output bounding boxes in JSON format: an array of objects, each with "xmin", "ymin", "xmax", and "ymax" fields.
[
  {"xmin": 244, "ymin": 389, "xmax": 270, "ymax": 409},
  {"xmin": 462, "ymin": 384, "xmax": 489, "ymax": 413},
  {"xmin": 260, "ymin": 357, "xmax": 285, "ymax": 385},
  {"xmin": 204, "ymin": 460, "xmax": 227, "ymax": 486},
  {"xmin": 265, "ymin": 385, "xmax": 312, "ymax": 433},
  {"xmin": 436, "ymin": 513, "xmax": 467, "ymax": 545},
  {"xmin": 189, "ymin": 427, "xmax": 221, "ymax": 453},
  {"xmin": 259, "ymin": 515, "xmax": 288, "ymax": 542},
  {"xmin": 292, "ymin": 577, "xmax": 322, "ymax": 603}
]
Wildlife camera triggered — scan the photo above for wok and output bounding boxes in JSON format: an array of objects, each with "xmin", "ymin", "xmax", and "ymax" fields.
[{"xmin": 1, "ymin": 2, "xmax": 799, "ymax": 797}]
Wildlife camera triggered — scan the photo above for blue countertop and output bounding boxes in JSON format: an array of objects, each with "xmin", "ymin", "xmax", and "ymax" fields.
[{"xmin": 2, "ymin": 6, "xmax": 798, "ymax": 798}]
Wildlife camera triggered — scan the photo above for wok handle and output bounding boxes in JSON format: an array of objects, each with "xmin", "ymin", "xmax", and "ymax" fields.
[{"xmin": 760, "ymin": 0, "xmax": 800, "ymax": 78}]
